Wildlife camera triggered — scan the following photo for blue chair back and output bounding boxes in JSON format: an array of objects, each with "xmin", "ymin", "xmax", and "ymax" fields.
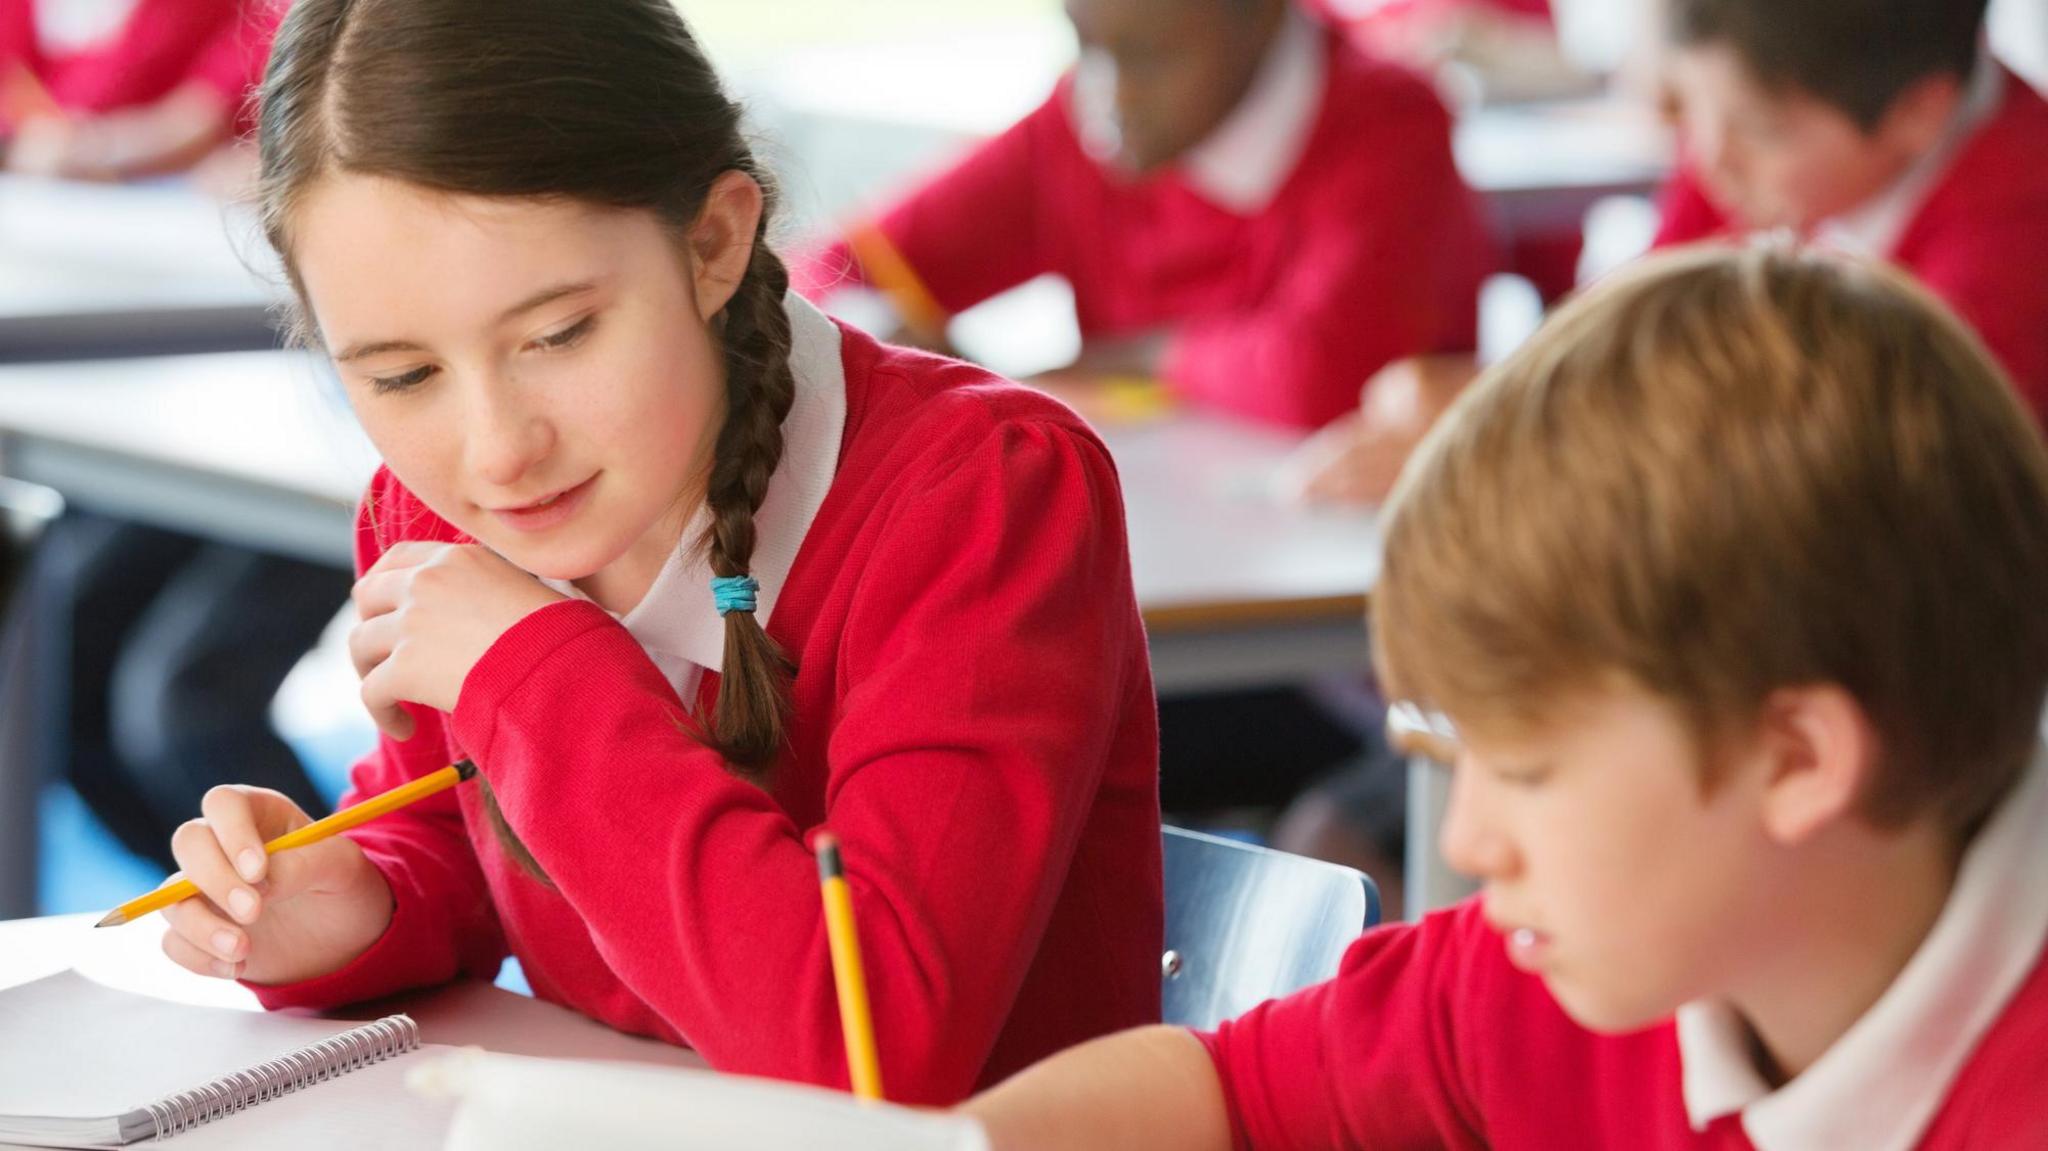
[{"xmin": 1161, "ymin": 826, "xmax": 1380, "ymax": 1031}]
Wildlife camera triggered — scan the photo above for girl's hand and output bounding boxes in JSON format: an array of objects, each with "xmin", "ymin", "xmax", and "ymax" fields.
[
  {"xmin": 160, "ymin": 786, "xmax": 395, "ymax": 985},
  {"xmin": 350, "ymin": 542, "xmax": 565, "ymax": 740}
]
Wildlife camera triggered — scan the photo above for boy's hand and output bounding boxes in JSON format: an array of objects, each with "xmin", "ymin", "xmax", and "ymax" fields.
[
  {"xmin": 160, "ymin": 786, "xmax": 395, "ymax": 986},
  {"xmin": 350, "ymin": 542, "xmax": 564, "ymax": 740}
]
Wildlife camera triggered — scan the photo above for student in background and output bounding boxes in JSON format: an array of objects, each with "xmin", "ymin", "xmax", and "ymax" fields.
[
  {"xmin": 795, "ymin": 0, "xmax": 1497, "ymax": 432},
  {"xmin": 0, "ymin": 0, "xmax": 281, "ymax": 180},
  {"xmin": 0, "ymin": 0, "xmax": 341, "ymax": 878},
  {"xmin": 799, "ymin": 0, "xmax": 1496, "ymax": 839},
  {"xmin": 159, "ymin": 0, "xmax": 1161, "ymax": 1105},
  {"xmin": 963, "ymin": 244, "xmax": 2048, "ymax": 1149},
  {"xmin": 1656, "ymin": 0, "xmax": 2048, "ymax": 424},
  {"xmin": 1300, "ymin": 0, "xmax": 2048, "ymax": 509}
]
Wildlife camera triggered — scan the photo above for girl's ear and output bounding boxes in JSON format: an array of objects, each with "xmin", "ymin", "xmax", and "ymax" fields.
[{"xmin": 687, "ymin": 170, "xmax": 765, "ymax": 322}]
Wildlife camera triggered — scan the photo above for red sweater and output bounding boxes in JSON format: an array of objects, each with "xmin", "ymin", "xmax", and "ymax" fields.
[
  {"xmin": 1653, "ymin": 68, "xmax": 2048, "ymax": 429},
  {"xmin": 250, "ymin": 323, "xmax": 1165, "ymax": 1105},
  {"xmin": 0, "ymin": 0, "xmax": 281, "ymax": 130},
  {"xmin": 1202, "ymin": 900, "xmax": 2048, "ymax": 1149},
  {"xmin": 795, "ymin": 28, "xmax": 1497, "ymax": 431}
]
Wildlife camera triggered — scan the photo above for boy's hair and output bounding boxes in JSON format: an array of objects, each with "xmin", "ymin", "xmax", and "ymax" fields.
[
  {"xmin": 257, "ymin": 0, "xmax": 797, "ymax": 880},
  {"xmin": 1375, "ymin": 245, "xmax": 2048, "ymax": 839},
  {"xmin": 1667, "ymin": 0, "xmax": 1991, "ymax": 130}
]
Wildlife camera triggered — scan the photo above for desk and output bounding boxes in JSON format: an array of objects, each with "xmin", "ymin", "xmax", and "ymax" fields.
[
  {"xmin": 0, "ymin": 351, "xmax": 1378, "ymax": 691},
  {"xmin": 0, "ymin": 912, "xmax": 705, "ymax": 1149},
  {"xmin": 744, "ymin": 32, "xmax": 1671, "ymax": 245},
  {"xmin": 0, "ymin": 352, "xmax": 1385, "ymax": 913},
  {"xmin": 0, "ymin": 176, "xmax": 283, "ymax": 362}
]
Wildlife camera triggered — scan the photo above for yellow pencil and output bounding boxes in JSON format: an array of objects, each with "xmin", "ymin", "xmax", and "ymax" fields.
[
  {"xmin": 95, "ymin": 760, "xmax": 479, "ymax": 928},
  {"xmin": 815, "ymin": 831, "xmax": 884, "ymax": 1102},
  {"xmin": 844, "ymin": 220, "xmax": 949, "ymax": 347}
]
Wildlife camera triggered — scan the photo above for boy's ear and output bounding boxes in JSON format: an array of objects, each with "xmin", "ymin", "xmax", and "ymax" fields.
[
  {"xmin": 1755, "ymin": 685, "xmax": 1880, "ymax": 846},
  {"xmin": 687, "ymin": 170, "xmax": 765, "ymax": 323},
  {"xmin": 1872, "ymin": 72, "xmax": 1966, "ymax": 157}
]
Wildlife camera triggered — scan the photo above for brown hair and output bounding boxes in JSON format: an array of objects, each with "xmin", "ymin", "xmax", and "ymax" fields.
[
  {"xmin": 1375, "ymin": 245, "xmax": 2048, "ymax": 839},
  {"xmin": 256, "ymin": 0, "xmax": 796, "ymax": 879},
  {"xmin": 1667, "ymin": 0, "xmax": 1990, "ymax": 130}
]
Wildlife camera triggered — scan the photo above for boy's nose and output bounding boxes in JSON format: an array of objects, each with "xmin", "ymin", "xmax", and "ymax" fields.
[{"xmin": 1438, "ymin": 764, "xmax": 1516, "ymax": 881}]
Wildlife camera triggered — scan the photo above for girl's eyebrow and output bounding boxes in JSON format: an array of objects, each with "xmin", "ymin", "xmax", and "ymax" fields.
[{"xmin": 333, "ymin": 281, "xmax": 600, "ymax": 363}]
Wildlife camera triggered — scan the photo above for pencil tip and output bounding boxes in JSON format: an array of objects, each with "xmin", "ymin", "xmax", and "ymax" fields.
[{"xmin": 93, "ymin": 911, "xmax": 123, "ymax": 929}]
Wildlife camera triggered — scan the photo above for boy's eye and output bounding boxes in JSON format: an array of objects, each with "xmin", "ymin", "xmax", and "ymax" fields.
[
  {"xmin": 1493, "ymin": 765, "xmax": 1552, "ymax": 789},
  {"xmin": 368, "ymin": 364, "xmax": 436, "ymax": 395},
  {"xmin": 530, "ymin": 315, "xmax": 595, "ymax": 351}
]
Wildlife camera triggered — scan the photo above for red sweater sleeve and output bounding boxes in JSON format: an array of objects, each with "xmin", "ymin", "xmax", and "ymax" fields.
[
  {"xmin": 1160, "ymin": 85, "xmax": 1490, "ymax": 430},
  {"xmin": 1200, "ymin": 903, "xmax": 1499, "ymax": 1150},
  {"xmin": 247, "ymin": 473, "xmax": 509, "ymax": 1011},
  {"xmin": 1650, "ymin": 162, "xmax": 1733, "ymax": 250},
  {"xmin": 182, "ymin": 0, "xmax": 284, "ymax": 119},
  {"xmin": 441, "ymin": 415, "xmax": 1144, "ymax": 1105},
  {"xmin": 795, "ymin": 93, "xmax": 1062, "ymax": 316},
  {"xmin": 1905, "ymin": 228, "xmax": 2048, "ymax": 430}
]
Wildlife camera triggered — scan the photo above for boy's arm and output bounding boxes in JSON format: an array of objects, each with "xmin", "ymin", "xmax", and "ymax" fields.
[{"xmin": 963, "ymin": 1027, "xmax": 1233, "ymax": 1151}]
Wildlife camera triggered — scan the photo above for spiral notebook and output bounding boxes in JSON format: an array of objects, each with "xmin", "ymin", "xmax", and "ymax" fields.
[{"xmin": 0, "ymin": 971, "xmax": 451, "ymax": 1149}]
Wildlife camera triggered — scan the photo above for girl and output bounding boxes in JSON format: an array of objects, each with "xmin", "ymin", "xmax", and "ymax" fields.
[{"xmin": 157, "ymin": 0, "xmax": 1163, "ymax": 1105}]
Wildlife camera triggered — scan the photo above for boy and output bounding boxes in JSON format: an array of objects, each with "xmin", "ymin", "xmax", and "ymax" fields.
[
  {"xmin": 794, "ymin": 0, "xmax": 1497, "ymax": 431},
  {"xmin": 1301, "ymin": 0, "xmax": 2048, "ymax": 508},
  {"xmin": 1657, "ymin": 0, "xmax": 2048, "ymax": 425},
  {"xmin": 962, "ymin": 245, "xmax": 2048, "ymax": 1148}
]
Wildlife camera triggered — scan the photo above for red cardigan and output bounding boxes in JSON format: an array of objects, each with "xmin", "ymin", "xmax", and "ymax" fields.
[
  {"xmin": 0, "ymin": 0, "xmax": 281, "ymax": 129},
  {"xmin": 795, "ymin": 27, "xmax": 1497, "ymax": 431},
  {"xmin": 250, "ymin": 323, "xmax": 1165, "ymax": 1105},
  {"xmin": 1202, "ymin": 900, "xmax": 2048, "ymax": 1149},
  {"xmin": 1653, "ymin": 68, "xmax": 2048, "ymax": 429}
]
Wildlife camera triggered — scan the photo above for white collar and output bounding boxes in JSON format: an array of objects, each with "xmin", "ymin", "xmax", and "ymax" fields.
[
  {"xmin": 1815, "ymin": 56, "xmax": 2006, "ymax": 258},
  {"xmin": 1677, "ymin": 734, "xmax": 2048, "ymax": 1151},
  {"xmin": 1179, "ymin": 8, "xmax": 1327, "ymax": 214},
  {"xmin": 541, "ymin": 291, "xmax": 846, "ymax": 699}
]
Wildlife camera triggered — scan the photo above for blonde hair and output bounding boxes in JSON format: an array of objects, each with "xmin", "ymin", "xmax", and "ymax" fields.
[{"xmin": 1375, "ymin": 244, "xmax": 2048, "ymax": 837}]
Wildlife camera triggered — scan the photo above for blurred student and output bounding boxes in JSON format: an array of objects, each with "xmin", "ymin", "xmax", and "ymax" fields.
[
  {"xmin": 1300, "ymin": 0, "xmax": 2048, "ymax": 510},
  {"xmin": 0, "ymin": 0, "xmax": 341, "ymax": 874},
  {"xmin": 796, "ymin": 0, "xmax": 1496, "ymax": 432},
  {"xmin": 965, "ymin": 243, "xmax": 2048, "ymax": 1151}
]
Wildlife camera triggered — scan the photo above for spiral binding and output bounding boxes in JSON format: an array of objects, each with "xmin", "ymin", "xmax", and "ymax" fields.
[{"xmin": 141, "ymin": 1014, "xmax": 419, "ymax": 1140}]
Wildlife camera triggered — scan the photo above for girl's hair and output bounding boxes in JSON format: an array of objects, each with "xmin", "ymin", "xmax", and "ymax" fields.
[
  {"xmin": 256, "ymin": 0, "xmax": 796, "ymax": 880},
  {"xmin": 1375, "ymin": 244, "xmax": 2048, "ymax": 843}
]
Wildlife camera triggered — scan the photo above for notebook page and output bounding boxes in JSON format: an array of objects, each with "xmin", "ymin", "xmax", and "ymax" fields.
[{"xmin": 0, "ymin": 971, "xmax": 450, "ymax": 1147}]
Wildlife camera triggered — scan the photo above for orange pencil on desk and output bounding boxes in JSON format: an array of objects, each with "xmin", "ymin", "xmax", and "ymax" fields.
[
  {"xmin": 844, "ymin": 220, "xmax": 949, "ymax": 347},
  {"xmin": 815, "ymin": 831, "xmax": 884, "ymax": 1102},
  {"xmin": 95, "ymin": 760, "xmax": 479, "ymax": 928}
]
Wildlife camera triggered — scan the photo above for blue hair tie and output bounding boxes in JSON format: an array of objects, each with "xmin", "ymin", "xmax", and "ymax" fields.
[{"xmin": 711, "ymin": 575, "xmax": 759, "ymax": 616}]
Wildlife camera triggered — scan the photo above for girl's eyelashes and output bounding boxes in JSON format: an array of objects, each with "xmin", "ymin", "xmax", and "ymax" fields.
[
  {"xmin": 529, "ymin": 314, "xmax": 596, "ymax": 352},
  {"xmin": 368, "ymin": 364, "xmax": 437, "ymax": 395},
  {"xmin": 360, "ymin": 314, "xmax": 595, "ymax": 394}
]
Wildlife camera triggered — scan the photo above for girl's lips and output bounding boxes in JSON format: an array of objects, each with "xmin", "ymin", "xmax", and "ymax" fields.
[{"xmin": 490, "ymin": 474, "xmax": 596, "ymax": 533}]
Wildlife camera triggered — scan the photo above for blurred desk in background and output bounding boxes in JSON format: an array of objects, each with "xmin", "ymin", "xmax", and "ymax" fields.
[
  {"xmin": 0, "ymin": 354, "xmax": 1376, "ymax": 686},
  {"xmin": 0, "ymin": 351, "xmax": 1380, "ymax": 911},
  {"xmin": 745, "ymin": 32, "xmax": 1671, "ymax": 251},
  {"xmin": 0, "ymin": 176, "xmax": 283, "ymax": 363}
]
